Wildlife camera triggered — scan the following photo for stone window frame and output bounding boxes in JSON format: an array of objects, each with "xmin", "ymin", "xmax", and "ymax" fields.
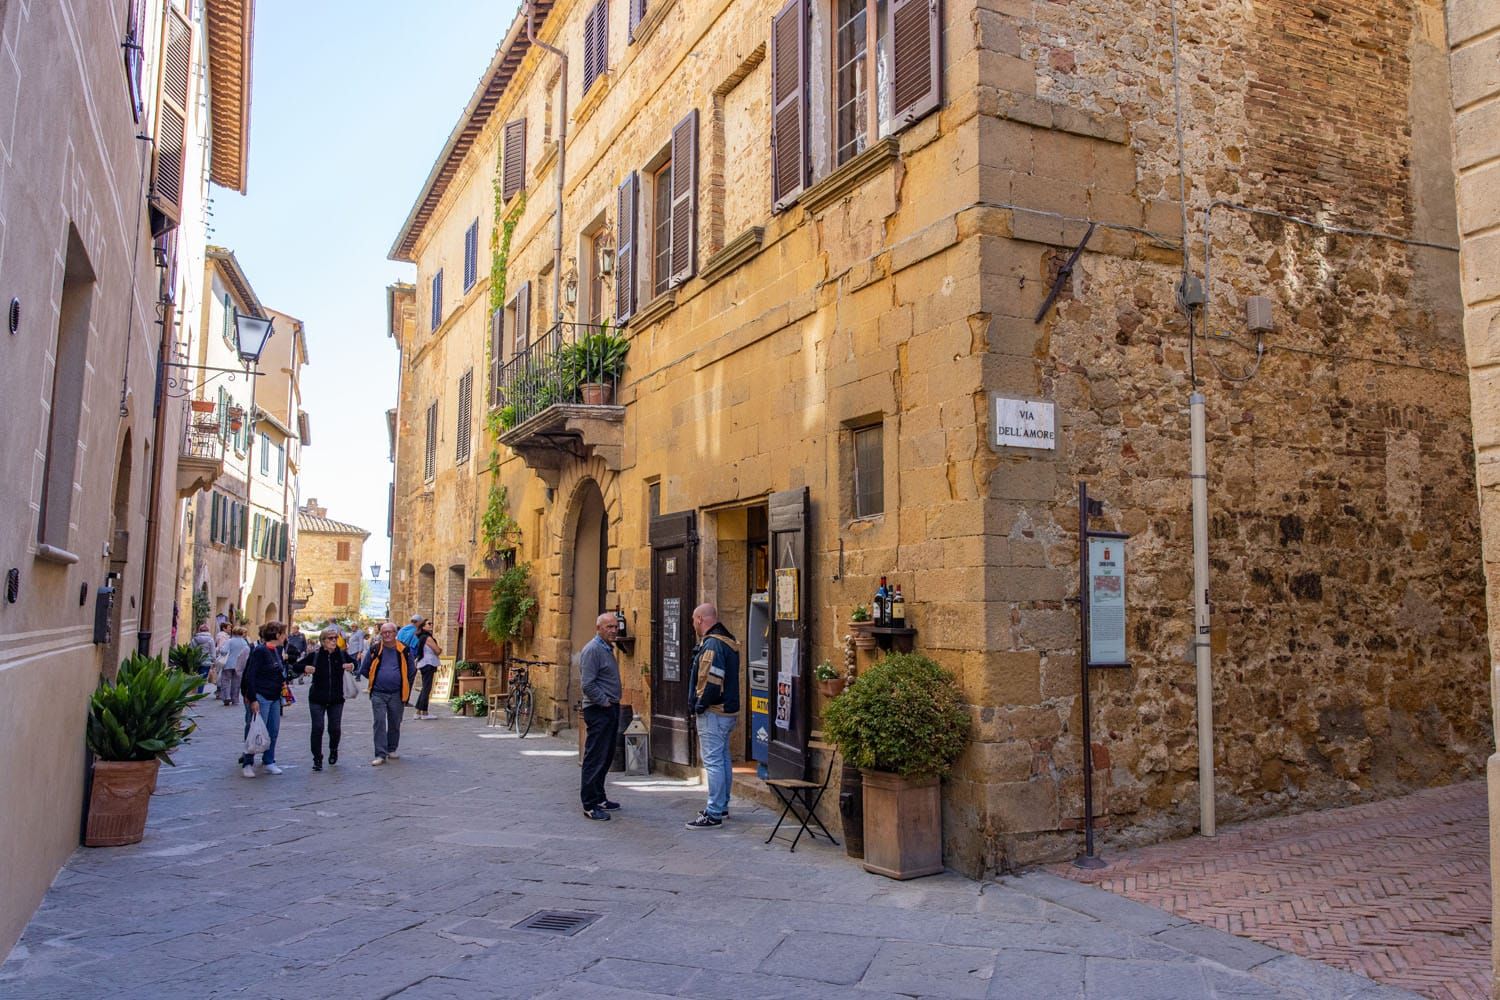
[{"xmin": 840, "ymin": 415, "xmax": 887, "ymax": 524}]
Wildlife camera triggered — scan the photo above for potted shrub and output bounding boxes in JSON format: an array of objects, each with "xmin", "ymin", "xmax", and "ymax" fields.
[
  {"xmin": 449, "ymin": 691, "xmax": 488, "ymax": 717},
  {"xmin": 168, "ymin": 642, "xmax": 209, "ymax": 676},
  {"xmin": 848, "ymin": 604, "xmax": 877, "ymax": 650},
  {"xmin": 453, "ymin": 660, "xmax": 487, "ymax": 701},
  {"xmin": 483, "ymin": 563, "xmax": 537, "ymax": 645},
  {"xmin": 821, "ymin": 652, "xmax": 969, "ymax": 880},
  {"xmin": 85, "ymin": 653, "xmax": 205, "ymax": 846},
  {"xmin": 559, "ymin": 325, "xmax": 628, "ymax": 405},
  {"xmin": 814, "ymin": 660, "xmax": 844, "ymax": 698}
]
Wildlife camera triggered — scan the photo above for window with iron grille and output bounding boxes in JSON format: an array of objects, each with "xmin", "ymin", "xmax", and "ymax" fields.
[
  {"xmin": 431, "ymin": 269, "xmax": 444, "ymax": 331},
  {"xmin": 456, "ymin": 370, "xmax": 474, "ymax": 464},
  {"xmin": 424, "ymin": 401, "xmax": 438, "ymax": 482},
  {"xmin": 463, "ymin": 220, "xmax": 479, "ymax": 291},
  {"xmin": 853, "ymin": 423, "xmax": 884, "ymax": 518}
]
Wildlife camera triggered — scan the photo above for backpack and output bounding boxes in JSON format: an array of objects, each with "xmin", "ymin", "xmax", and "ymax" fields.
[{"xmin": 403, "ymin": 632, "xmax": 425, "ymax": 668}]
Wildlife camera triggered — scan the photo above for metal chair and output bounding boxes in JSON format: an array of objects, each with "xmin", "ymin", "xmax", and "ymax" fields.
[{"xmin": 764, "ymin": 755, "xmax": 840, "ymax": 852}]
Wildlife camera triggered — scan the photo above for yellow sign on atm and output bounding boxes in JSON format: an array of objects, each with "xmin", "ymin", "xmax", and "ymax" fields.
[{"xmin": 750, "ymin": 696, "xmax": 769, "ymax": 714}]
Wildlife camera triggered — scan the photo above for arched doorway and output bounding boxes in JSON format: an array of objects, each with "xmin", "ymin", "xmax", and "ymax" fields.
[
  {"xmin": 566, "ymin": 480, "xmax": 609, "ymax": 718},
  {"xmin": 263, "ymin": 602, "xmax": 278, "ymax": 623}
]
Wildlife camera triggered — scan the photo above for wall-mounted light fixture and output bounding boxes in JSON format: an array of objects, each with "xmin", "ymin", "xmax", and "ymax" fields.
[{"xmin": 8, "ymin": 297, "xmax": 19, "ymax": 335}]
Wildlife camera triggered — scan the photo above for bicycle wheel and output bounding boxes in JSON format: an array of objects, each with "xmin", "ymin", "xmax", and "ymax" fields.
[
  {"xmin": 504, "ymin": 690, "xmax": 519, "ymax": 731},
  {"xmin": 516, "ymin": 689, "xmax": 534, "ymax": 738}
]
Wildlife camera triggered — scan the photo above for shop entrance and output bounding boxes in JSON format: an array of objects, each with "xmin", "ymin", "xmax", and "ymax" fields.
[{"xmin": 650, "ymin": 510, "xmax": 697, "ymax": 767}]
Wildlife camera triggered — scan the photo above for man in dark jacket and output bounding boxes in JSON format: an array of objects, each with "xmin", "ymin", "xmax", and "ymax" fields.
[
  {"xmin": 685, "ymin": 603, "xmax": 740, "ymax": 829},
  {"xmin": 359, "ymin": 621, "xmax": 415, "ymax": 766},
  {"xmin": 294, "ymin": 627, "xmax": 356, "ymax": 770},
  {"xmin": 240, "ymin": 622, "xmax": 287, "ymax": 777}
]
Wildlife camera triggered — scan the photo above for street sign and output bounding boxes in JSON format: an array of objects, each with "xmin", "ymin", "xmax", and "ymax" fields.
[{"xmin": 990, "ymin": 395, "xmax": 1056, "ymax": 450}]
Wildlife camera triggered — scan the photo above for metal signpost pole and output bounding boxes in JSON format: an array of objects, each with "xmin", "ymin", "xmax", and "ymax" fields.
[{"xmin": 1075, "ymin": 482, "xmax": 1105, "ymax": 869}]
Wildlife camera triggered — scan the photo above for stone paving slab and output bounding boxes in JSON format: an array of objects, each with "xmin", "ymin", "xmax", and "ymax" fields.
[
  {"xmin": 1, "ymin": 694, "xmax": 1417, "ymax": 999},
  {"xmin": 1052, "ymin": 782, "xmax": 1491, "ymax": 999}
]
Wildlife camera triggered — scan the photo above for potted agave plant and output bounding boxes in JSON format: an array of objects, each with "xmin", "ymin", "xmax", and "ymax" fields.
[
  {"xmin": 85, "ymin": 652, "xmax": 205, "ymax": 846},
  {"xmin": 822, "ymin": 653, "xmax": 969, "ymax": 880},
  {"xmin": 560, "ymin": 324, "xmax": 629, "ymax": 406}
]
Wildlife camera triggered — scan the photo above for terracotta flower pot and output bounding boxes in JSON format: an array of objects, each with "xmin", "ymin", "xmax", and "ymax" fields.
[
  {"xmin": 848, "ymin": 621, "xmax": 877, "ymax": 650},
  {"xmin": 817, "ymin": 678, "xmax": 845, "ymax": 698},
  {"xmin": 860, "ymin": 770, "xmax": 944, "ymax": 880},
  {"xmin": 579, "ymin": 382, "xmax": 613, "ymax": 406},
  {"xmin": 190, "ymin": 399, "xmax": 216, "ymax": 413},
  {"xmin": 85, "ymin": 759, "xmax": 160, "ymax": 847}
]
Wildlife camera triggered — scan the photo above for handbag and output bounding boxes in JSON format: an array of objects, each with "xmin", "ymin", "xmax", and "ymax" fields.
[
  {"xmin": 282, "ymin": 682, "xmax": 295, "ymax": 706},
  {"xmin": 342, "ymin": 670, "xmax": 359, "ymax": 700},
  {"xmin": 245, "ymin": 715, "xmax": 271, "ymax": 755}
]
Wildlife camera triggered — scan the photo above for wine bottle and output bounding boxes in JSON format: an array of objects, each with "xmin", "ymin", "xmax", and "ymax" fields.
[
  {"xmin": 892, "ymin": 585, "xmax": 906, "ymax": 625},
  {"xmin": 615, "ymin": 607, "xmax": 627, "ymax": 639},
  {"xmin": 874, "ymin": 577, "xmax": 889, "ymax": 627}
]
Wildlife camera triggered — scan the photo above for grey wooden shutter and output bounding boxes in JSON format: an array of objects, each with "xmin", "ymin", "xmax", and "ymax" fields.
[
  {"xmin": 615, "ymin": 173, "xmax": 638, "ymax": 324},
  {"xmin": 669, "ymin": 110, "xmax": 698, "ymax": 286},
  {"xmin": 149, "ymin": 6, "xmax": 193, "ymax": 232},
  {"xmin": 456, "ymin": 370, "xmax": 473, "ymax": 464},
  {"xmin": 424, "ymin": 402, "xmax": 437, "ymax": 481},
  {"xmin": 889, "ymin": 0, "xmax": 941, "ymax": 126},
  {"xmin": 584, "ymin": 0, "xmax": 609, "ymax": 92},
  {"xmin": 628, "ymin": 0, "xmax": 646, "ymax": 41},
  {"xmin": 514, "ymin": 281, "xmax": 532, "ymax": 350},
  {"xmin": 770, "ymin": 0, "xmax": 807, "ymax": 211},
  {"xmin": 489, "ymin": 306, "xmax": 505, "ymax": 404},
  {"xmin": 503, "ymin": 118, "xmax": 527, "ymax": 201}
]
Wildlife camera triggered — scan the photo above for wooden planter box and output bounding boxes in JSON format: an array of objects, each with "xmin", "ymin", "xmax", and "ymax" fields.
[
  {"xmin": 860, "ymin": 770, "xmax": 944, "ymax": 880},
  {"xmin": 454, "ymin": 675, "xmax": 486, "ymax": 699},
  {"xmin": 85, "ymin": 760, "xmax": 160, "ymax": 847}
]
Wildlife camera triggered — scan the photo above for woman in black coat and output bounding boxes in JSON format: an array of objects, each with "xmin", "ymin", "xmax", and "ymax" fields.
[{"xmin": 295, "ymin": 626, "xmax": 356, "ymax": 771}]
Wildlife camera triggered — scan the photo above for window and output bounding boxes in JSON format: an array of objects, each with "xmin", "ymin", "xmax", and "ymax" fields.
[
  {"xmin": 124, "ymin": 0, "xmax": 146, "ymax": 122},
  {"xmin": 834, "ymin": 0, "xmax": 873, "ymax": 165},
  {"xmin": 430, "ymin": 269, "xmax": 444, "ymax": 331},
  {"xmin": 336, "ymin": 540, "xmax": 351, "ymax": 561},
  {"xmin": 259, "ymin": 432, "xmax": 270, "ymax": 476},
  {"xmin": 586, "ymin": 230, "xmax": 605, "ymax": 325},
  {"xmin": 334, "ymin": 582, "xmax": 350, "ymax": 607},
  {"xmin": 38, "ymin": 226, "xmax": 95, "ymax": 550},
  {"xmin": 651, "ymin": 160, "xmax": 673, "ymax": 298},
  {"xmin": 509, "ymin": 282, "xmax": 532, "ymax": 354},
  {"xmin": 463, "ymin": 219, "xmax": 480, "ymax": 291},
  {"xmin": 647, "ymin": 110, "xmax": 699, "ymax": 299},
  {"xmin": 628, "ymin": 0, "xmax": 647, "ymax": 41},
  {"xmin": 275, "ymin": 441, "xmax": 285, "ymax": 485},
  {"xmin": 582, "ymin": 0, "xmax": 609, "ymax": 94},
  {"xmin": 502, "ymin": 118, "xmax": 527, "ymax": 202},
  {"xmin": 148, "ymin": 6, "xmax": 193, "ymax": 233},
  {"xmin": 456, "ymin": 369, "xmax": 474, "ymax": 464},
  {"xmin": 852, "ymin": 423, "xmax": 883, "ymax": 518},
  {"xmin": 252, "ymin": 514, "xmax": 264, "ymax": 559},
  {"xmin": 423, "ymin": 401, "xmax": 438, "ymax": 482},
  {"xmin": 221, "ymin": 292, "xmax": 234, "ymax": 348},
  {"xmin": 489, "ymin": 305, "xmax": 505, "ymax": 405}
]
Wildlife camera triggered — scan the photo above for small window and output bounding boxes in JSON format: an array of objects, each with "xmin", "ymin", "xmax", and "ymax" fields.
[
  {"xmin": 337, "ymin": 540, "xmax": 351, "ymax": 561},
  {"xmin": 651, "ymin": 159, "xmax": 673, "ymax": 298},
  {"xmin": 334, "ymin": 582, "xmax": 350, "ymax": 607},
  {"xmin": 852, "ymin": 423, "xmax": 883, "ymax": 518}
]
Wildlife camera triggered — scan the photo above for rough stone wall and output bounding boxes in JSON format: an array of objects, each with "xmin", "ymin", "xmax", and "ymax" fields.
[
  {"xmin": 1445, "ymin": 0, "xmax": 1500, "ymax": 983},
  {"xmin": 297, "ymin": 531, "xmax": 367, "ymax": 621}
]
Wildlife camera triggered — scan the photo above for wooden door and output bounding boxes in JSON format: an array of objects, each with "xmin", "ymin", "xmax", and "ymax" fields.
[
  {"xmin": 465, "ymin": 578, "xmax": 504, "ymax": 663},
  {"xmin": 650, "ymin": 511, "xmax": 697, "ymax": 766},
  {"xmin": 768, "ymin": 487, "xmax": 811, "ymax": 780}
]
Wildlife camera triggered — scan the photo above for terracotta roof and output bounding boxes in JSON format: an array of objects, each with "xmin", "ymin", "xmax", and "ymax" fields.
[
  {"xmin": 206, "ymin": 246, "xmax": 265, "ymax": 316},
  {"xmin": 297, "ymin": 511, "xmax": 370, "ymax": 537},
  {"xmin": 203, "ymin": 0, "xmax": 254, "ymax": 193},
  {"xmin": 388, "ymin": 2, "xmax": 554, "ymax": 263}
]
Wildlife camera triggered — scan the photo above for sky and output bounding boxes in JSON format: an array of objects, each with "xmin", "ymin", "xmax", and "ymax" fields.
[{"xmin": 210, "ymin": 1, "xmax": 521, "ymax": 574}]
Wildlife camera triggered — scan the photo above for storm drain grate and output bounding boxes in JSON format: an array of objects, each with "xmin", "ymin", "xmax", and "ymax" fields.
[{"xmin": 512, "ymin": 909, "xmax": 601, "ymax": 936}]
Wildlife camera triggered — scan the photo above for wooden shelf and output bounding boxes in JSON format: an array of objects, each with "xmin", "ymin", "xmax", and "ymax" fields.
[
  {"xmin": 613, "ymin": 636, "xmax": 637, "ymax": 654},
  {"xmin": 868, "ymin": 626, "xmax": 916, "ymax": 651}
]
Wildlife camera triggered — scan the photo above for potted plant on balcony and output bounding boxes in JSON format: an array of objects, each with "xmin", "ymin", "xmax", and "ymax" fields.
[
  {"xmin": 227, "ymin": 404, "xmax": 245, "ymax": 432},
  {"xmin": 84, "ymin": 652, "xmax": 206, "ymax": 846},
  {"xmin": 560, "ymin": 324, "xmax": 629, "ymax": 405},
  {"xmin": 821, "ymin": 652, "xmax": 969, "ymax": 880},
  {"xmin": 483, "ymin": 563, "xmax": 537, "ymax": 645}
]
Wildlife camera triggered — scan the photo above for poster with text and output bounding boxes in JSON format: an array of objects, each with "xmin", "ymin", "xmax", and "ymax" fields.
[
  {"xmin": 661, "ymin": 597, "xmax": 681, "ymax": 681},
  {"xmin": 1087, "ymin": 537, "xmax": 1128, "ymax": 665}
]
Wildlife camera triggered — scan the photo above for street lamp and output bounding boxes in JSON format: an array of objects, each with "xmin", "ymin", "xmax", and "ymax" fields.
[
  {"xmin": 234, "ymin": 310, "xmax": 274, "ymax": 618},
  {"xmin": 370, "ymin": 563, "xmax": 382, "ymax": 579},
  {"xmin": 234, "ymin": 311, "xmax": 275, "ymax": 365}
]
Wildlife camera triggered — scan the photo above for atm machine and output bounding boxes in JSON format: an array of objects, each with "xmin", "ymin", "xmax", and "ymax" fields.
[{"xmin": 747, "ymin": 590, "xmax": 771, "ymax": 777}]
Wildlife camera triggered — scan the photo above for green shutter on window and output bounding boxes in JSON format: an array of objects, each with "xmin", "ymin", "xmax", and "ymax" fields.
[{"xmin": 210, "ymin": 494, "xmax": 219, "ymax": 542}]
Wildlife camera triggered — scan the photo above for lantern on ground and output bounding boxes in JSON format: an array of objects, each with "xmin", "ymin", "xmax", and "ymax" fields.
[{"xmin": 623, "ymin": 716, "xmax": 650, "ymax": 775}]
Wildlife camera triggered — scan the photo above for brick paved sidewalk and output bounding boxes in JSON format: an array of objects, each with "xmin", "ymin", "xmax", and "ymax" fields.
[{"xmin": 1054, "ymin": 781, "xmax": 1492, "ymax": 1000}]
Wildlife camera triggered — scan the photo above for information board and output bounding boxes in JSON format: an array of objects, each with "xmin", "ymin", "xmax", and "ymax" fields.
[
  {"xmin": 1087, "ymin": 537, "xmax": 1127, "ymax": 665},
  {"xmin": 661, "ymin": 597, "xmax": 681, "ymax": 681}
]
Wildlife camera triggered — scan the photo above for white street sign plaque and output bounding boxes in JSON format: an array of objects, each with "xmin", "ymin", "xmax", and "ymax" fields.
[{"xmin": 991, "ymin": 395, "xmax": 1056, "ymax": 450}]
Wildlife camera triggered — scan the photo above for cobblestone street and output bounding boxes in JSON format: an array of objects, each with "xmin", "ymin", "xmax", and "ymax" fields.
[
  {"xmin": 1054, "ymin": 782, "xmax": 1492, "ymax": 1000},
  {"xmin": 2, "ymin": 695, "xmax": 1418, "ymax": 999}
]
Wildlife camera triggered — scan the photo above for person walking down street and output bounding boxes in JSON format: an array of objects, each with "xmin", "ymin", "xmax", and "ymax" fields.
[
  {"xmin": 359, "ymin": 622, "xmax": 414, "ymax": 766},
  {"xmin": 190, "ymin": 623, "xmax": 217, "ymax": 692},
  {"xmin": 580, "ymin": 613, "xmax": 623, "ymax": 821},
  {"xmin": 685, "ymin": 604, "xmax": 740, "ymax": 829},
  {"xmin": 215, "ymin": 620, "xmax": 231, "ymax": 654},
  {"xmin": 397, "ymin": 615, "xmax": 422, "ymax": 649},
  {"xmin": 346, "ymin": 624, "xmax": 368, "ymax": 661},
  {"xmin": 218, "ymin": 626, "xmax": 251, "ymax": 707},
  {"xmin": 296, "ymin": 627, "xmax": 356, "ymax": 771},
  {"xmin": 240, "ymin": 622, "xmax": 287, "ymax": 778},
  {"xmin": 285, "ymin": 624, "xmax": 308, "ymax": 681},
  {"xmin": 412, "ymin": 624, "xmax": 443, "ymax": 720}
]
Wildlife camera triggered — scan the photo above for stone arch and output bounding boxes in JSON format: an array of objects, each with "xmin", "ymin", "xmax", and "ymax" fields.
[{"xmin": 416, "ymin": 563, "xmax": 436, "ymax": 620}]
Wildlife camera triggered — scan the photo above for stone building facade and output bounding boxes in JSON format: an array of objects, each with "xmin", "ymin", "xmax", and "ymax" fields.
[
  {"xmin": 389, "ymin": 0, "xmax": 1487, "ymax": 875},
  {"xmin": 0, "ymin": 0, "xmax": 253, "ymax": 953},
  {"xmin": 1444, "ymin": 0, "xmax": 1500, "ymax": 982},
  {"xmin": 295, "ymin": 500, "xmax": 370, "ymax": 622}
]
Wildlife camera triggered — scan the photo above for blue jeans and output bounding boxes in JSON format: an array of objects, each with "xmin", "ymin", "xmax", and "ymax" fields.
[
  {"xmin": 697, "ymin": 711, "xmax": 738, "ymax": 818},
  {"xmin": 239, "ymin": 695, "xmax": 282, "ymax": 766}
]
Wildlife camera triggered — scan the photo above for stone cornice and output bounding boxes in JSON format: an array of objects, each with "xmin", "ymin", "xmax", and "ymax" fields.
[
  {"xmin": 801, "ymin": 137, "xmax": 900, "ymax": 214},
  {"xmin": 700, "ymin": 226, "xmax": 764, "ymax": 285}
]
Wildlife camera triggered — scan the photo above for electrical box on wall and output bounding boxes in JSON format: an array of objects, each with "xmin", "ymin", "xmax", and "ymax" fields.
[
  {"xmin": 1246, "ymin": 296, "xmax": 1275, "ymax": 332},
  {"xmin": 93, "ymin": 575, "xmax": 117, "ymax": 645}
]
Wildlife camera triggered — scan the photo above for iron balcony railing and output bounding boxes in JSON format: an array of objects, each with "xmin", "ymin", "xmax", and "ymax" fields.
[
  {"xmin": 491, "ymin": 321, "xmax": 622, "ymax": 430},
  {"xmin": 182, "ymin": 415, "xmax": 226, "ymax": 463}
]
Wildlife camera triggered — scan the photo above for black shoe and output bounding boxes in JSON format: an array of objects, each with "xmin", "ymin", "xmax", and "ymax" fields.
[
  {"xmin": 685, "ymin": 812, "xmax": 723, "ymax": 829},
  {"xmin": 601, "ymin": 800, "xmax": 622, "ymax": 810},
  {"xmin": 312, "ymin": 760, "xmax": 323, "ymax": 772},
  {"xmin": 329, "ymin": 750, "xmax": 338, "ymax": 765},
  {"xmin": 583, "ymin": 807, "xmax": 611, "ymax": 821}
]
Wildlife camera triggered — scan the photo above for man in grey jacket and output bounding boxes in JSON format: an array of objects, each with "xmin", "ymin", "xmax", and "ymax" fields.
[{"xmin": 579, "ymin": 612, "xmax": 623, "ymax": 821}]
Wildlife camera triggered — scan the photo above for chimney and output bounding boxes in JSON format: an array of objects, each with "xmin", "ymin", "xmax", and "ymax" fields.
[{"xmin": 302, "ymin": 498, "xmax": 327, "ymax": 518}]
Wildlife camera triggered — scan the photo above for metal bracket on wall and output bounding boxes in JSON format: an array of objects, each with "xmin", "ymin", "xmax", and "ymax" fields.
[{"xmin": 1034, "ymin": 222, "xmax": 1096, "ymax": 324}]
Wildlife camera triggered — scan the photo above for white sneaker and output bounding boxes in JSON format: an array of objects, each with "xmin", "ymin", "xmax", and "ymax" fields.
[
  {"xmin": 264, "ymin": 763, "xmax": 283, "ymax": 775},
  {"xmin": 387, "ymin": 751, "xmax": 400, "ymax": 759},
  {"xmin": 241, "ymin": 765, "xmax": 255, "ymax": 778},
  {"xmin": 370, "ymin": 757, "xmax": 385, "ymax": 766}
]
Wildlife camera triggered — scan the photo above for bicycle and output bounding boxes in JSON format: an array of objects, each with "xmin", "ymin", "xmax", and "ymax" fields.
[{"xmin": 504, "ymin": 661, "xmax": 538, "ymax": 737}]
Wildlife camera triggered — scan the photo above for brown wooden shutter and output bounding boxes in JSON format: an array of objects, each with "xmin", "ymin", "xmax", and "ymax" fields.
[
  {"xmin": 889, "ymin": 0, "xmax": 941, "ymax": 126},
  {"xmin": 465, "ymin": 578, "xmax": 505, "ymax": 662},
  {"xmin": 584, "ymin": 0, "xmax": 609, "ymax": 92},
  {"xmin": 628, "ymin": 0, "xmax": 646, "ymax": 41},
  {"xmin": 669, "ymin": 110, "xmax": 698, "ymax": 286},
  {"xmin": 514, "ymin": 281, "xmax": 531, "ymax": 350},
  {"xmin": 456, "ymin": 369, "xmax": 473, "ymax": 464},
  {"xmin": 149, "ymin": 6, "xmax": 193, "ymax": 234},
  {"xmin": 489, "ymin": 306, "xmax": 505, "ymax": 405},
  {"xmin": 502, "ymin": 118, "xmax": 527, "ymax": 201},
  {"xmin": 615, "ymin": 173, "xmax": 638, "ymax": 324},
  {"xmin": 770, "ymin": 0, "xmax": 807, "ymax": 212}
]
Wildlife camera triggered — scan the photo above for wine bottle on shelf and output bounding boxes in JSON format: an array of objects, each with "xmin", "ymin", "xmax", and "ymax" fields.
[
  {"xmin": 615, "ymin": 607, "xmax": 627, "ymax": 639},
  {"xmin": 874, "ymin": 577, "xmax": 888, "ymax": 627},
  {"xmin": 891, "ymin": 585, "xmax": 906, "ymax": 626}
]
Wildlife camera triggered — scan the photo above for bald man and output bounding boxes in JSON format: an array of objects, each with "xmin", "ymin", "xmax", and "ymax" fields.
[
  {"xmin": 685, "ymin": 603, "xmax": 741, "ymax": 829},
  {"xmin": 579, "ymin": 612, "xmax": 623, "ymax": 820}
]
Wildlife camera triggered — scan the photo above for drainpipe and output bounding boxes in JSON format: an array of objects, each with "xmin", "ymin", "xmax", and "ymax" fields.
[
  {"xmin": 1190, "ymin": 391, "xmax": 1215, "ymax": 837},
  {"xmin": 526, "ymin": 1, "xmax": 566, "ymax": 332}
]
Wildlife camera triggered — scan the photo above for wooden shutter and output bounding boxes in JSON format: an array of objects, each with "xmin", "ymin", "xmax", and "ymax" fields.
[
  {"xmin": 628, "ymin": 0, "xmax": 647, "ymax": 41},
  {"xmin": 465, "ymin": 578, "xmax": 505, "ymax": 662},
  {"xmin": 503, "ymin": 118, "xmax": 527, "ymax": 201},
  {"xmin": 125, "ymin": 0, "xmax": 146, "ymax": 122},
  {"xmin": 514, "ymin": 281, "xmax": 531, "ymax": 351},
  {"xmin": 668, "ymin": 110, "xmax": 698, "ymax": 286},
  {"xmin": 149, "ymin": 6, "xmax": 193, "ymax": 234},
  {"xmin": 424, "ymin": 402, "xmax": 437, "ymax": 481},
  {"xmin": 463, "ymin": 221, "xmax": 478, "ymax": 290},
  {"xmin": 770, "ymin": 0, "xmax": 807, "ymax": 211},
  {"xmin": 889, "ymin": 0, "xmax": 941, "ymax": 126},
  {"xmin": 431, "ymin": 270, "xmax": 443, "ymax": 330},
  {"xmin": 584, "ymin": 1, "xmax": 607, "ymax": 92},
  {"xmin": 209, "ymin": 494, "xmax": 220, "ymax": 541},
  {"xmin": 279, "ymin": 523, "xmax": 288, "ymax": 562},
  {"xmin": 334, "ymin": 582, "xmax": 350, "ymax": 607},
  {"xmin": 615, "ymin": 172, "xmax": 638, "ymax": 324},
  {"xmin": 489, "ymin": 306, "xmax": 505, "ymax": 404},
  {"xmin": 456, "ymin": 370, "xmax": 473, "ymax": 464}
]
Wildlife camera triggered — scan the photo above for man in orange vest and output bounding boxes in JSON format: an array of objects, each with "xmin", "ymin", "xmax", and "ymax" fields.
[{"xmin": 358, "ymin": 620, "xmax": 414, "ymax": 766}]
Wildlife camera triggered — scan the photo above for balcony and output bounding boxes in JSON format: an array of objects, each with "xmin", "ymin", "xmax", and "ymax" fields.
[
  {"xmin": 176, "ymin": 416, "xmax": 226, "ymax": 497},
  {"xmin": 493, "ymin": 322, "xmax": 625, "ymax": 487}
]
